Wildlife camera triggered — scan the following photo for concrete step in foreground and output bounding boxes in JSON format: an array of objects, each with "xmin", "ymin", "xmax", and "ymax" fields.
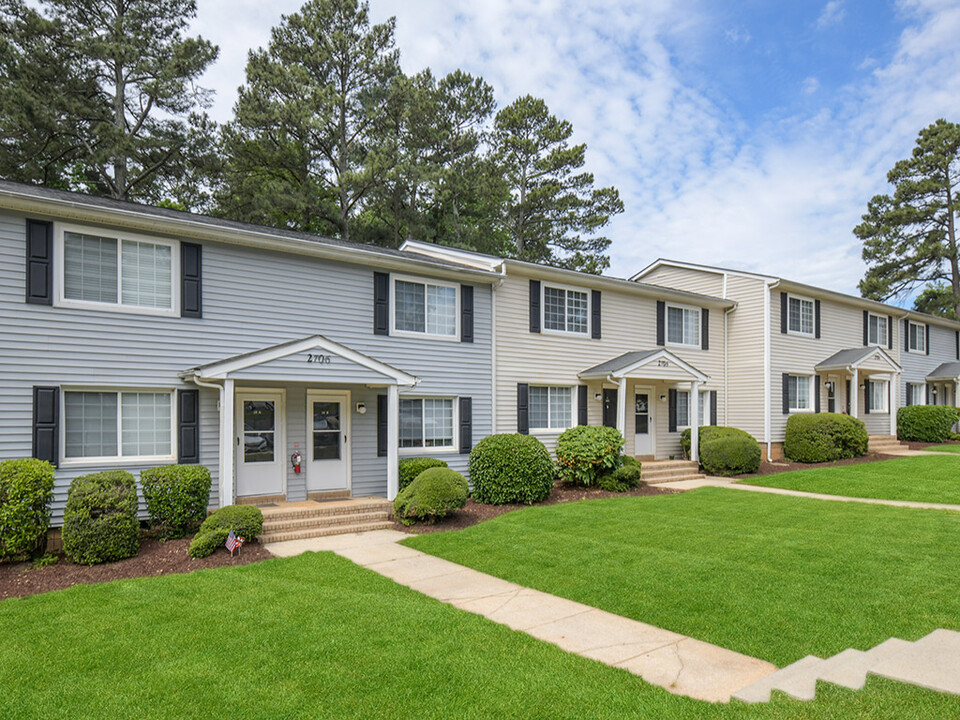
[
  {"xmin": 640, "ymin": 460, "xmax": 705, "ymax": 485},
  {"xmin": 259, "ymin": 520, "xmax": 396, "ymax": 544}
]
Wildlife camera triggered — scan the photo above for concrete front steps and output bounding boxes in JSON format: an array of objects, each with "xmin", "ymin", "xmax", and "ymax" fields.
[
  {"xmin": 639, "ymin": 459, "xmax": 706, "ymax": 484},
  {"xmin": 732, "ymin": 629, "xmax": 960, "ymax": 704},
  {"xmin": 259, "ymin": 498, "xmax": 394, "ymax": 544},
  {"xmin": 869, "ymin": 435, "xmax": 910, "ymax": 453}
]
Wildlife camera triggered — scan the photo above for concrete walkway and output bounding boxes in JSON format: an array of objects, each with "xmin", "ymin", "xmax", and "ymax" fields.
[
  {"xmin": 657, "ymin": 477, "xmax": 960, "ymax": 512},
  {"xmin": 265, "ymin": 529, "xmax": 776, "ymax": 702}
]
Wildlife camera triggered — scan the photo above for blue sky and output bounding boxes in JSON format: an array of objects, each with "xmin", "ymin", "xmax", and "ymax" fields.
[{"xmin": 192, "ymin": 0, "xmax": 960, "ymax": 301}]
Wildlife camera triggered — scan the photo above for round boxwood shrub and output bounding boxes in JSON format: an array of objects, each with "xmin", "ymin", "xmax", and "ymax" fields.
[
  {"xmin": 393, "ymin": 467, "xmax": 469, "ymax": 526},
  {"xmin": 0, "ymin": 458, "xmax": 55, "ymax": 560},
  {"xmin": 62, "ymin": 470, "xmax": 140, "ymax": 565},
  {"xmin": 556, "ymin": 425, "xmax": 625, "ymax": 487},
  {"xmin": 598, "ymin": 456, "xmax": 642, "ymax": 492},
  {"xmin": 140, "ymin": 464, "xmax": 212, "ymax": 538},
  {"xmin": 897, "ymin": 405, "xmax": 960, "ymax": 443},
  {"xmin": 469, "ymin": 433, "xmax": 554, "ymax": 505},
  {"xmin": 398, "ymin": 457, "xmax": 448, "ymax": 492},
  {"xmin": 188, "ymin": 504, "xmax": 263, "ymax": 559},
  {"xmin": 680, "ymin": 426, "xmax": 761, "ymax": 476},
  {"xmin": 784, "ymin": 413, "xmax": 868, "ymax": 463}
]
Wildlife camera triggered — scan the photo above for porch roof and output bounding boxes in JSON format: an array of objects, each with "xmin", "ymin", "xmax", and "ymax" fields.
[
  {"xmin": 927, "ymin": 362, "xmax": 960, "ymax": 382},
  {"xmin": 181, "ymin": 334, "xmax": 419, "ymax": 386},
  {"xmin": 815, "ymin": 346, "xmax": 901, "ymax": 373},
  {"xmin": 578, "ymin": 348, "xmax": 708, "ymax": 383}
]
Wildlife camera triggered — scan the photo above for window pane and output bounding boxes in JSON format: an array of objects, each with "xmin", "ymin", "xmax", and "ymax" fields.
[
  {"xmin": 794, "ymin": 376, "xmax": 810, "ymax": 409},
  {"xmin": 549, "ymin": 387, "xmax": 572, "ymax": 429},
  {"xmin": 312, "ymin": 401, "xmax": 341, "ymax": 460},
  {"xmin": 667, "ymin": 306, "xmax": 684, "ymax": 343},
  {"xmin": 698, "ymin": 391, "xmax": 708, "ymax": 425},
  {"xmin": 800, "ymin": 300, "xmax": 813, "ymax": 334},
  {"xmin": 871, "ymin": 381, "xmax": 887, "ymax": 410},
  {"xmin": 65, "ymin": 392, "xmax": 118, "ymax": 457},
  {"xmin": 567, "ymin": 291, "xmax": 588, "ymax": 334},
  {"xmin": 426, "ymin": 285, "xmax": 457, "ymax": 336},
  {"xmin": 423, "ymin": 398, "xmax": 454, "ymax": 447},
  {"xmin": 788, "ymin": 298, "xmax": 800, "ymax": 332},
  {"xmin": 395, "ymin": 281, "xmax": 425, "ymax": 333},
  {"xmin": 399, "ymin": 399, "xmax": 423, "ymax": 448},
  {"xmin": 544, "ymin": 287, "xmax": 566, "ymax": 331},
  {"xmin": 683, "ymin": 309, "xmax": 700, "ymax": 344},
  {"xmin": 121, "ymin": 240, "xmax": 172, "ymax": 309},
  {"xmin": 676, "ymin": 391, "xmax": 689, "ymax": 426},
  {"xmin": 788, "ymin": 377, "xmax": 798, "ymax": 409},
  {"xmin": 244, "ymin": 401, "xmax": 275, "ymax": 431},
  {"xmin": 64, "ymin": 232, "xmax": 118, "ymax": 303},
  {"xmin": 529, "ymin": 386, "xmax": 549, "ymax": 429},
  {"xmin": 121, "ymin": 392, "xmax": 171, "ymax": 457}
]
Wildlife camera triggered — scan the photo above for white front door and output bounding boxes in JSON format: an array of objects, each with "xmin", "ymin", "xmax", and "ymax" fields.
[
  {"xmin": 236, "ymin": 391, "xmax": 284, "ymax": 497},
  {"xmin": 306, "ymin": 390, "xmax": 350, "ymax": 492},
  {"xmin": 634, "ymin": 389, "xmax": 654, "ymax": 456}
]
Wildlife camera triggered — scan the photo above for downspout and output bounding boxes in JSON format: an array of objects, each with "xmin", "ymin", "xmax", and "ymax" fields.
[
  {"xmin": 491, "ymin": 261, "xmax": 506, "ymax": 434},
  {"xmin": 189, "ymin": 374, "xmax": 225, "ymax": 506}
]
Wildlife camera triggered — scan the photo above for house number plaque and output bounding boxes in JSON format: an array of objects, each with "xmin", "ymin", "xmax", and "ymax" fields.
[{"xmin": 306, "ymin": 353, "xmax": 332, "ymax": 364}]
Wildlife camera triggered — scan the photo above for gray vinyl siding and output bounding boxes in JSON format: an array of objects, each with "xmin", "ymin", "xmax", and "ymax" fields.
[
  {"xmin": 0, "ymin": 208, "xmax": 492, "ymax": 524},
  {"xmin": 901, "ymin": 323, "xmax": 958, "ymax": 407}
]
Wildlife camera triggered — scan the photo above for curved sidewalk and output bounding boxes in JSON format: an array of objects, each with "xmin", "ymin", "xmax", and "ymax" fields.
[{"xmin": 265, "ymin": 529, "xmax": 776, "ymax": 703}]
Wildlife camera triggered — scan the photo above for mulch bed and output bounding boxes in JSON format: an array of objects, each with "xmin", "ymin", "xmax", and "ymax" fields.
[
  {"xmin": 0, "ymin": 535, "xmax": 272, "ymax": 601},
  {"xmin": 735, "ymin": 452, "xmax": 902, "ymax": 479},
  {"xmin": 397, "ymin": 481, "xmax": 675, "ymax": 534}
]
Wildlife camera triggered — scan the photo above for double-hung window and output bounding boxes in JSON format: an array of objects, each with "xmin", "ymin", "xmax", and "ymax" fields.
[
  {"xmin": 61, "ymin": 228, "xmax": 176, "ymax": 313},
  {"xmin": 666, "ymin": 305, "xmax": 700, "ymax": 346},
  {"xmin": 543, "ymin": 286, "xmax": 588, "ymax": 334},
  {"xmin": 787, "ymin": 375, "xmax": 812, "ymax": 411},
  {"xmin": 868, "ymin": 313, "xmax": 888, "ymax": 346},
  {"xmin": 394, "ymin": 277, "xmax": 458, "ymax": 338},
  {"xmin": 399, "ymin": 398, "xmax": 455, "ymax": 449},
  {"xmin": 787, "ymin": 295, "xmax": 814, "ymax": 335},
  {"xmin": 63, "ymin": 389, "xmax": 174, "ymax": 462},
  {"xmin": 908, "ymin": 321, "xmax": 926, "ymax": 353},
  {"xmin": 698, "ymin": 390, "xmax": 711, "ymax": 426},
  {"xmin": 906, "ymin": 383, "xmax": 926, "ymax": 406},
  {"xmin": 869, "ymin": 380, "xmax": 889, "ymax": 412},
  {"xmin": 676, "ymin": 390, "xmax": 690, "ymax": 427},
  {"xmin": 529, "ymin": 386, "xmax": 573, "ymax": 430}
]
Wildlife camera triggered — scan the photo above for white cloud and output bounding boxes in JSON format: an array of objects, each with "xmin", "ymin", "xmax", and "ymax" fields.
[
  {"xmin": 817, "ymin": 1, "xmax": 847, "ymax": 30},
  {"xmin": 801, "ymin": 77, "xmax": 821, "ymax": 94}
]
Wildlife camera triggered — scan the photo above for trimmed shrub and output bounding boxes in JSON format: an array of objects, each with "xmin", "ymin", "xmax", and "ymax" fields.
[
  {"xmin": 398, "ymin": 457, "xmax": 448, "ymax": 492},
  {"xmin": 897, "ymin": 405, "xmax": 960, "ymax": 443},
  {"xmin": 0, "ymin": 458, "xmax": 55, "ymax": 560},
  {"xmin": 681, "ymin": 426, "xmax": 762, "ymax": 476},
  {"xmin": 469, "ymin": 433, "xmax": 554, "ymax": 505},
  {"xmin": 784, "ymin": 413, "xmax": 868, "ymax": 463},
  {"xmin": 62, "ymin": 470, "xmax": 140, "ymax": 565},
  {"xmin": 556, "ymin": 425, "xmax": 625, "ymax": 487},
  {"xmin": 140, "ymin": 464, "xmax": 212, "ymax": 538},
  {"xmin": 393, "ymin": 467, "xmax": 469, "ymax": 526},
  {"xmin": 598, "ymin": 457, "xmax": 642, "ymax": 493},
  {"xmin": 189, "ymin": 505, "xmax": 263, "ymax": 559}
]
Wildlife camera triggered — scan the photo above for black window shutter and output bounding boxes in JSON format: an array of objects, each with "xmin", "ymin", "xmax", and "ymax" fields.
[
  {"xmin": 460, "ymin": 284, "xmax": 474, "ymax": 343},
  {"xmin": 377, "ymin": 394, "xmax": 388, "ymax": 456},
  {"xmin": 656, "ymin": 301, "xmax": 665, "ymax": 346},
  {"xmin": 701, "ymin": 308, "xmax": 709, "ymax": 350},
  {"xmin": 780, "ymin": 292, "xmax": 788, "ymax": 334},
  {"xmin": 529, "ymin": 280, "xmax": 541, "ymax": 333},
  {"xmin": 887, "ymin": 317, "xmax": 893, "ymax": 350},
  {"xmin": 32, "ymin": 386, "xmax": 59, "ymax": 466},
  {"xmin": 709, "ymin": 390, "xmax": 717, "ymax": 426},
  {"xmin": 814, "ymin": 375, "xmax": 821, "ymax": 413},
  {"xmin": 668, "ymin": 389, "xmax": 678, "ymax": 432},
  {"xmin": 373, "ymin": 273, "xmax": 390, "ymax": 336},
  {"xmin": 577, "ymin": 385, "xmax": 588, "ymax": 426},
  {"xmin": 926, "ymin": 325, "xmax": 931, "ymax": 356},
  {"xmin": 180, "ymin": 242, "xmax": 202, "ymax": 318},
  {"xmin": 904, "ymin": 319, "xmax": 910, "ymax": 352},
  {"xmin": 177, "ymin": 389, "xmax": 200, "ymax": 463},
  {"xmin": 517, "ymin": 383, "xmax": 529, "ymax": 434},
  {"xmin": 815, "ymin": 300, "xmax": 821, "ymax": 339},
  {"xmin": 863, "ymin": 310, "xmax": 869, "ymax": 345},
  {"xmin": 26, "ymin": 220, "xmax": 53, "ymax": 305},
  {"xmin": 602, "ymin": 389, "xmax": 618, "ymax": 428},
  {"xmin": 782, "ymin": 373, "xmax": 790, "ymax": 415},
  {"xmin": 459, "ymin": 397, "xmax": 472, "ymax": 453},
  {"xmin": 864, "ymin": 380, "xmax": 871, "ymax": 414},
  {"xmin": 591, "ymin": 290, "xmax": 601, "ymax": 339}
]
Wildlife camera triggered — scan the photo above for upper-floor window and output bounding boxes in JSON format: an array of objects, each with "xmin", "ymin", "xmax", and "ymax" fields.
[
  {"xmin": 787, "ymin": 375, "xmax": 812, "ymax": 411},
  {"xmin": 543, "ymin": 286, "xmax": 588, "ymax": 334},
  {"xmin": 63, "ymin": 389, "xmax": 174, "ymax": 462},
  {"xmin": 908, "ymin": 321, "xmax": 926, "ymax": 353},
  {"xmin": 868, "ymin": 313, "xmax": 888, "ymax": 346},
  {"xmin": 529, "ymin": 386, "xmax": 573, "ymax": 430},
  {"xmin": 667, "ymin": 305, "xmax": 700, "ymax": 346},
  {"xmin": 393, "ymin": 277, "xmax": 458, "ymax": 338},
  {"xmin": 787, "ymin": 295, "xmax": 814, "ymax": 335},
  {"xmin": 399, "ymin": 397, "xmax": 455, "ymax": 449}
]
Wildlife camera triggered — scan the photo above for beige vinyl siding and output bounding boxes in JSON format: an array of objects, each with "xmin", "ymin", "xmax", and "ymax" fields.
[
  {"xmin": 494, "ymin": 270, "xmax": 725, "ymax": 459},
  {"xmin": 641, "ymin": 265, "xmax": 725, "ymax": 297},
  {"xmin": 722, "ymin": 274, "xmax": 767, "ymax": 441}
]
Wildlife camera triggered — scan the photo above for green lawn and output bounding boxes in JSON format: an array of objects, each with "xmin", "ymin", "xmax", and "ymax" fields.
[
  {"xmin": 926, "ymin": 443, "xmax": 960, "ymax": 454},
  {"xmin": 404, "ymin": 488, "xmax": 960, "ymax": 668},
  {"xmin": 737, "ymin": 455, "xmax": 960, "ymax": 505},
  {"xmin": 3, "ymin": 552, "xmax": 958, "ymax": 719}
]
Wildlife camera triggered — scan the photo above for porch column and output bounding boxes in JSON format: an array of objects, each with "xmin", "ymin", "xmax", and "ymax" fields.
[
  {"xmin": 221, "ymin": 378, "xmax": 235, "ymax": 507},
  {"xmin": 850, "ymin": 370, "xmax": 858, "ymax": 418},
  {"xmin": 387, "ymin": 383, "xmax": 400, "ymax": 500},
  {"xmin": 616, "ymin": 377, "xmax": 627, "ymax": 440},
  {"xmin": 690, "ymin": 380, "xmax": 700, "ymax": 462},
  {"xmin": 890, "ymin": 372, "xmax": 900, "ymax": 435}
]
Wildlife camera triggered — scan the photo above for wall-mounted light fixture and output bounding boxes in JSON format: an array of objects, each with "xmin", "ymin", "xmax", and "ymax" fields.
[
  {"xmin": 594, "ymin": 392, "xmax": 602, "ymax": 401},
  {"xmin": 659, "ymin": 394, "xmax": 667, "ymax": 402},
  {"xmin": 356, "ymin": 401, "xmax": 367, "ymax": 415}
]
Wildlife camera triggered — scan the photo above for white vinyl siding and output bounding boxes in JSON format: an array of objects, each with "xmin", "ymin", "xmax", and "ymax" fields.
[
  {"xmin": 908, "ymin": 321, "xmax": 926, "ymax": 353},
  {"xmin": 787, "ymin": 295, "xmax": 814, "ymax": 336},
  {"xmin": 788, "ymin": 375, "xmax": 812, "ymax": 411},
  {"xmin": 667, "ymin": 305, "xmax": 700, "ymax": 346},
  {"xmin": 868, "ymin": 313, "xmax": 888, "ymax": 346},
  {"xmin": 399, "ymin": 398, "xmax": 455, "ymax": 449},
  {"xmin": 529, "ymin": 386, "xmax": 573, "ymax": 430},
  {"xmin": 870, "ymin": 380, "xmax": 889, "ymax": 412},
  {"xmin": 63, "ymin": 390, "xmax": 173, "ymax": 461},
  {"xmin": 543, "ymin": 286, "xmax": 588, "ymax": 334},
  {"xmin": 394, "ymin": 278, "xmax": 458, "ymax": 338}
]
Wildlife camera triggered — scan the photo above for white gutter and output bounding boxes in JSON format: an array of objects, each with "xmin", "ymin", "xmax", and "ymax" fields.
[{"xmin": 187, "ymin": 375, "xmax": 227, "ymax": 508}]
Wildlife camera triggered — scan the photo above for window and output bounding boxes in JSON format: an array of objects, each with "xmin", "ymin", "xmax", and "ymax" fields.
[
  {"xmin": 394, "ymin": 278, "xmax": 457, "ymax": 337},
  {"xmin": 869, "ymin": 380, "xmax": 889, "ymax": 412},
  {"xmin": 698, "ymin": 390, "xmax": 711, "ymax": 426},
  {"xmin": 787, "ymin": 295, "xmax": 814, "ymax": 335},
  {"xmin": 543, "ymin": 286, "xmax": 588, "ymax": 334},
  {"xmin": 399, "ymin": 398, "xmax": 455, "ymax": 449},
  {"xmin": 61, "ymin": 229, "xmax": 174, "ymax": 311},
  {"xmin": 676, "ymin": 390, "xmax": 690, "ymax": 427},
  {"xmin": 868, "ymin": 313, "xmax": 888, "ymax": 346},
  {"xmin": 666, "ymin": 305, "xmax": 700, "ymax": 346},
  {"xmin": 908, "ymin": 321, "xmax": 926, "ymax": 353},
  {"xmin": 787, "ymin": 375, "xmax": 812, "ymax": 411},
  {"xmin": 63, "ymin": 390, "xmax": 173, "ymax": 461},
  {"xmin": 529, "ymin": 386, "xmax": 573, "ymax": 430},
  {"xmin": 906, "ymin": 383, "xmax": 926, "ymax": 406}
]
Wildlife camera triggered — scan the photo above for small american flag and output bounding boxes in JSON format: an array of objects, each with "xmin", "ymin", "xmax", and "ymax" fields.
[{"xmin": 226, "ymin": 530, "xmax": 243, "ymax": 555}]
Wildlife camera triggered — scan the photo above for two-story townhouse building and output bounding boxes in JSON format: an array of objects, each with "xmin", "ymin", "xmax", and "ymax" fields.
[
  {"xmin": 2, "ymin": 181, "xmax": 499, "ymax": 524},
  {"xmin": 400, "ymin": 241, "xmax": 735, "ymax": 462},
  {"xmin": 634, "ymin": 260, "xmax": 960, "ymax": 459}
]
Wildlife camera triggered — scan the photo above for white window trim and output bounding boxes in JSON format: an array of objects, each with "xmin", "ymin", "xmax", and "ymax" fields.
[
  {"xmin": 55, "ymin": 223, "xmax": 181, "ymax": 317},
  {"xmin": 869, "ymin": 379, "xmax": 890, "ymax": 413},
  {"xmin": 390, "ymin": 274, "xmax": 460, "ymax": 341},
  {"xmin": 665, "ymin": 303, "xmax": 702, "ymax": 348},
  {"xmin": 397, "ymin": 395, "xmax": 459, "ymax": 455},
  {"xmin": 528, "ymin": 384, "xmax": 577, "ymax": 432},
  {"xmin": 788, "ymin": 374, "xmax": 815, "ymax": 413},
  {"xmin": 907, "ymin": 321, "xmax": 927, "ymax": 354},
  {"xmin": 59, "ymin": 387, "xmax": 178, "ymax": 468},
  {"xmin": 786, "ymin": 293, "xmax": 815, "ymax": 337},
  {"xmin": 541, "ymin": 283, "xmax": 591, "ymax": 337},
  {"xmin": 867, "ymin": 313, "xmax": 889, "ymax": 347}
]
